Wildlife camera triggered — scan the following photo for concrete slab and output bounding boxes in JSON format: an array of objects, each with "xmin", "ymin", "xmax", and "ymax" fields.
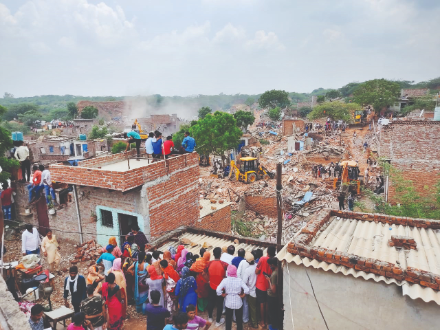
[{"xmin": 99, "ymin": 159, "xmax": 154, "ymax": 171}]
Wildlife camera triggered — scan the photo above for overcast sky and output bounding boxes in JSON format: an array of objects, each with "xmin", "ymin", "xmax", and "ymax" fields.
[{"xmin": 1, "ymin": 0, "xmax": 439, "ymax": 97}]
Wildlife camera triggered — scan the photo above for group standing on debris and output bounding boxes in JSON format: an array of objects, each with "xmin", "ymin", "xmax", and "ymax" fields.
[{"xmin": 22, "ymin": 222, "xmax": 280, "ymax": 330}]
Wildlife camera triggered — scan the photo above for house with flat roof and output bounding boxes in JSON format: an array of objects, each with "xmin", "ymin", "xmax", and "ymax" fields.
[
  {"xmin": 15, "ymin": 151, "xmax": 232, "ymax": 247},
  {"xmin": 277, "ymin": 209, "xmax": 440, "ymax": 329}
]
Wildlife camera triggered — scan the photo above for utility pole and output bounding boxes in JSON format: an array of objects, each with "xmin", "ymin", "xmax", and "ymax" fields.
[{"xmin": 276, "ymin": 163, "xmax": 283, "ymax": 251}]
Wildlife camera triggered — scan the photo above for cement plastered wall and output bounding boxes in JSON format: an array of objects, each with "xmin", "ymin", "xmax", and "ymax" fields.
[
  {"xmin": 284, "ymin": 263, "xmax": 440, "ymax": 330},
  {"xmin": 0, "ymin": 276, "xmax": 31, "ymax": 329},
  {"xmin": 95, "ymin": 205, "xmax": 144, "ymax": 247}
]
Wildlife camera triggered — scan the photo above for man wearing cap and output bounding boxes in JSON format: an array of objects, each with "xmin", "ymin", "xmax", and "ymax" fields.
[{"xmin": 243, "ymin": 252, "xmax": 257, "ymax": 328}]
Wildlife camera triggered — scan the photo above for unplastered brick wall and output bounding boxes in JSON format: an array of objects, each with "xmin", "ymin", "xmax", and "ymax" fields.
[
  {"xmin": 244, "ymin": 195, "xmax": 277, "ymax": 218},
  {"xmin": 50, "ymin": 152, "xmax": 199, "ymax": 192},
  {"xmin": 283, "ymin": 119, "xmax": 305, "ymax": 136},
  {"xmin": 379, "ymin": 121, "xmax": 440, "ymax": 202},
  {"xmin": 287, "ymin": 209, "xmax": 440, "ymax": 291},
  {"xmin": 43, "ymin": 153, "xmax": 200, "ymax": 243},
  {"xmin": 196, "ymin": 205, "xmax": 232, "ymax": 233}
]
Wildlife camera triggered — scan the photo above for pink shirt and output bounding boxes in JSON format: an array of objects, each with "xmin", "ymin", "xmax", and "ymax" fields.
[{"xmin": 67, "ymin": 324, "xmax": 84, "ymax": 330}]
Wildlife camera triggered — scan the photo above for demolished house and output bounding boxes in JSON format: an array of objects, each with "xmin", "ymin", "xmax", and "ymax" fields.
[{"xmin": 277, "ymin": 209, "xmax": 440, "ymax": 329}]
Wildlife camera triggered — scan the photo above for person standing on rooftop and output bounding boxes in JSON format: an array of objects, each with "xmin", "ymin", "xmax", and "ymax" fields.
[
  {"xmin": 145, "ymin": 132, "xmax": 156, "ymax": 160},
  {"xmin": 14, "ymin": 141, "xmax": 30, "ymax": 182},
  {"xmin": 182, "ymin": 132, "xmax": 196, "ymax": 153},
  {"xmin": 125, "ymin": 125, "xmax": 142, "ymax": 157}
]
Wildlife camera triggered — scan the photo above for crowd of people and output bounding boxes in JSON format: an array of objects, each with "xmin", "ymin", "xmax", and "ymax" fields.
[
  {"xmin": 126, "ymin": 126, "xmax": 196, "ymax": 160},
  {"xmin": 25, "ymin": 223, "xmax": 281, "ymax": 330}
]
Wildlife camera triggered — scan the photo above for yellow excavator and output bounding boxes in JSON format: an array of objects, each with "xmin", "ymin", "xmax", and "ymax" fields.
[
  {"xmin": 133, "ymin": 119, "xmax": 149, "ymax": 139},
  {"xmin": 229, "ymin": 157, "xmax": 274, "ymax": 183}
]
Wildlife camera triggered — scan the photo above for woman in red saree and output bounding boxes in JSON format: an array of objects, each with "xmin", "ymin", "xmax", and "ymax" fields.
[{"xmin": 101, "ymin": 273, "xmax": 124, "ymax": 330}]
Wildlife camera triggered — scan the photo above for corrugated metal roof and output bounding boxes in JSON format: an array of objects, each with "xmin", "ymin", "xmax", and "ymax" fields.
[
  {"xmin": 157, "ymin": 232, "xmax": 267, "ymax": 260},
  {"xmin": 277, "ymin": 216, "xmax": 440, "ymax": 305}
]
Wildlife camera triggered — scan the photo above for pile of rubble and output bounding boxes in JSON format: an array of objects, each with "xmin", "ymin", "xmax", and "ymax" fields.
[{"xmin": 71, "ymin": 240, "xmax": 102, "ymax": 266}]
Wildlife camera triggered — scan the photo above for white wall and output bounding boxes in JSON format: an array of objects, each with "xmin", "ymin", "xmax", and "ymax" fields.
[{"xmin": 284, "ymin": 263, "xmax": 440, "ymax": 330}]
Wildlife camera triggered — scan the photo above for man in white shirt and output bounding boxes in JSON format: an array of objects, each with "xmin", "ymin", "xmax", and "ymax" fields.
[
  {"xmin": 220, "ymin": 245, "xmax": 235, "ymax": 265},
  {"xmin": 14, "ymin": 141, "xmax": 30, "ymax": 182},
  {"xmin": 22, "ymin": 224, "xmax": 41, "ymax": 256},
  {"xmin": 145, "ymin": 132, "xmax": 156, "ymax": 159},
  {"xmin": 40, "ymin": 165, "xmax": 57, "ymax": 206},
  {"xmin": 243, "ymin": 252, "xmax": 258, "ymax": 329}
]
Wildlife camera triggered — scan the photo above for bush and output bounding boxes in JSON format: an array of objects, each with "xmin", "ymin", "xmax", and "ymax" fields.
[
  {"xmin": 111, "ymin": 141, "xmax": 127, "ymax": 154},
  {"xmin": 268, "ymin": 107, "xmax": 281, "ymax": 121},
  {"xmin": 259, "ymin": 139, "xmax": 269, "ymax": 145},
  {"xmin": 89, "ymin": 125, "xmax": 108, "ymax": 139},
  {"xmin": 81, "ymin": 106, "xmax": 98, "ymax": 119}
]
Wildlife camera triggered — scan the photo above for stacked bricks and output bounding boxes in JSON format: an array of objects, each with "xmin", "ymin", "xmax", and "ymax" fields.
[
  {"xmin": 389, "ymin": 235, "xmax": 417, "ymax": 249},
  {"xmin": 244, "ymin": 195, "xmax": 277, "ymax": 218},
  {"xmin": 196, "ymin": 205, "xmax": 232, "ymax": 233},
  {"xmin": 287, "ymin": 209, "xmax": 440, "ymax": 291},
  {"xmin": 379, "ymin": 121, "xmax": 440, "ymax": 203}
]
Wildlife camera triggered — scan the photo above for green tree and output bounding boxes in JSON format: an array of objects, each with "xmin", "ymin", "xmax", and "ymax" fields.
[
  {"xmin": 317, "ymin": 95, "xmax": 325, "ymax": 103},
  {"xmin": 190, "ymin": 111, "xmax": 242, "ymax": 156},
  {"xmin": 89, "ymin": 125, "xmax": 108, "ymax": 139},
  {"xmin": 81, "ymin": 106, "xmax": 98, "ymax": 119},
  {"xmin": 43, "ymin": 108, "xmax": 69, "ymax": 121},
  {"xmin": 401, "ymin": 95, "xmax": 436, "ymax": 116},
  {"xmin": 308, "ymin": 101, "xmax": 360, "ymax": 122},
  {"xmin": 258, "ymin": 90, "xmax": 290, "ymax": 109},
  {"xmin": 245, "ymin": 97, "xmax": 255, "ymax": 106},
  {"xmin": 4, "ymin": 103, "xmax": 39, "ymax": 121},
  {"xmin": 268, "ymin": 107, "xmax": 281, "ymax": 121},
  {"xmin": 111, "ymin": 141, "xmax": 127, "ymax": 154},
  {"xmin": 198, "ymin": 106, "xmax": 212, "ymax": 119},
  {"xmin": 67, "ymin": 102, "xmax": 78, "ymax": 118},
  {"xmin": 0, "ymin": 105, "xmax": 20, "ymax": 181},
  {"xmin": 299, "ymin": 106, "xmax": 312, "ymax": 118},
  {"xmin": 172, "ymin": 124, "xmax": 191, "ymax": 148},
  {"xmin": 325, "ymin": 90, "xmax": 341, "ymax": 99},
  {"xmin": 353, "ymin": 79, "xmax": 400, "ymax": 113},
  {"xmin": 234, "ymin": 110, "xmax": 255, "ymax": 130},
  {"xmin": 18, "ymin": 110, "xmax": 42, "ymax": 126},
  {"xmin": 339, "ymin": 82, "xmax": 361, "ymax": 97}
]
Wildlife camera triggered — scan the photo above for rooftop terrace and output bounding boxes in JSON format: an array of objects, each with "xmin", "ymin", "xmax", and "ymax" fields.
[{"xmin": 50, "ymin": 151, "xmax": 199, "ymax": 192}]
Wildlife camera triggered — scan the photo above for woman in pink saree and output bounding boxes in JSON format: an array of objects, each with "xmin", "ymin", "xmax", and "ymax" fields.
[{"xmin": 101, "ymin": 272, "xmax": 124, "ymax": 330}]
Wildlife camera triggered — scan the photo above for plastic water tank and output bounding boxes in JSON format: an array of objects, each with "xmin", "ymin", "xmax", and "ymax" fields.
[
  {"xmin": 12, "ymin": 132, "xmax": 23, "ymax": 141},
  {"xmin": 434, "ymin": 107, "xmax": 440, "ymax": 121},
  {"xmin": 79, "ymin": 134, "xmax": 87, "ymax": 140}
]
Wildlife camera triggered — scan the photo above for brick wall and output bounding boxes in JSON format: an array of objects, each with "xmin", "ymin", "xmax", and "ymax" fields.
[
  {"xmin": 379, "ymin": 121, "xmax": 440, "ymax": 202},
  {"xmin": 39, "ymin": 152, "xmax": 200, "ymax": 243},
  {"xmin": 283, "ymin": 119, "xmax": 305, "ymax": 136},
  {"xmin": 196, "ymin": 205, "xmax": 231, "ymax": 233},
  {"xmin": 244, "ymin": 195, "xmax": 277, "ymax": 218}
]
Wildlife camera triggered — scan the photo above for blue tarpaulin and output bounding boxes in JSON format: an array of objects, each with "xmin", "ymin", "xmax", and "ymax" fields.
[
  {"xmin": 269, "ymin": 131, "xmax": 278, "ymax": 135},
  {"xmin": 284, "ymin": 159, "xmax": 290, "ymax": 165},
  {"xmin": 294, "ymin": 191, "xmax": 313, "ymax": 206}
]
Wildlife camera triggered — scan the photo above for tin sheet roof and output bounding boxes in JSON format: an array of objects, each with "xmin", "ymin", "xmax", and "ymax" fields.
[
  {"xmin": 157, "ymin": 232, "xmax": 267, "ymax": 260},
  {"xmin": 277, "ymin": 216, "xmax": 440, "ymax": 305}
]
